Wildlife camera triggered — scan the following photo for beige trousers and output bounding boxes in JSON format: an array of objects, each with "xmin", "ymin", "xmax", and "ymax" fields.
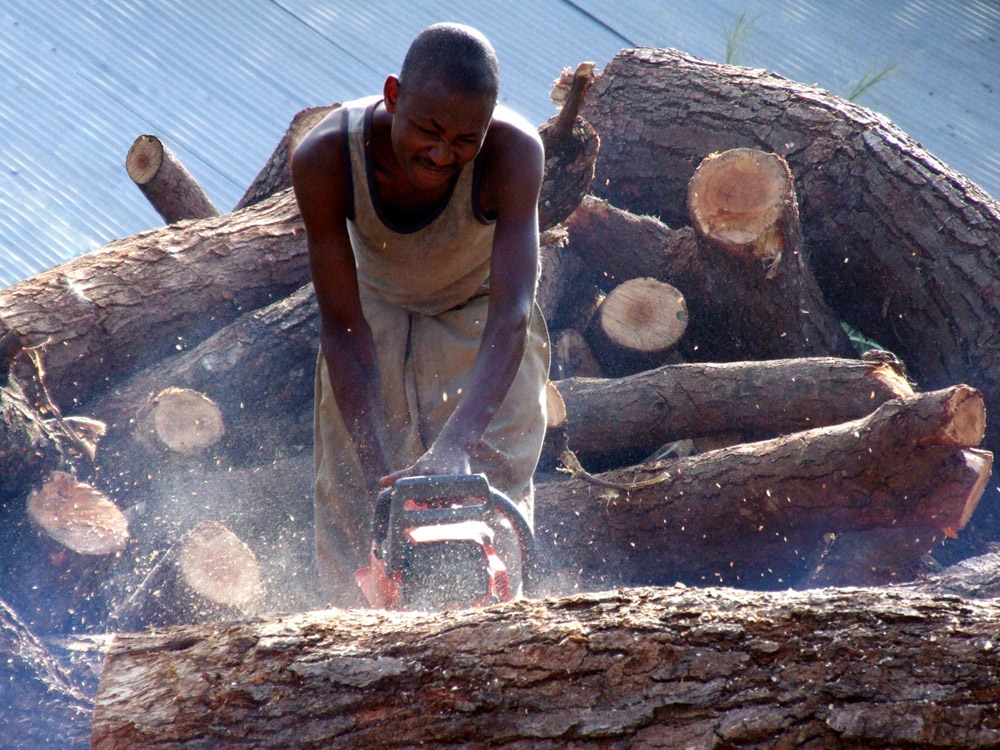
[{"xmin": 314, "ymin": 288, "xmax": 549, "ymax": 607}]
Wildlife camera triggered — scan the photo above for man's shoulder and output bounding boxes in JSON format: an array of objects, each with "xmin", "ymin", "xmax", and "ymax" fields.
[{"xmin": 483, "ymin": 105, "xmax": 543, "ymax": 168}]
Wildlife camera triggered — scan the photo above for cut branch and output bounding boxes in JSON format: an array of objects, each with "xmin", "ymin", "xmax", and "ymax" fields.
[{"xmin": 125, "ymin": 135, "xmax": 219, "ymax": 223}]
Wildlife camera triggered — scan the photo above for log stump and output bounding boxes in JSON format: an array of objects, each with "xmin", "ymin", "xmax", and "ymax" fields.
[{"xmin": 584, "ymin": 277, "xmax": 687, "ymax": 377}]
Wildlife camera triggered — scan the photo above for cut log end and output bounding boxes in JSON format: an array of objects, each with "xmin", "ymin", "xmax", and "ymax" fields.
[
  {"xmin": 27, "ymin": 471, "xmax": 128, "ymax": 555},
  {"xmin": 940, "ymin": 385, "xmax": 987, "ymax": 448},
  {"xmin": 688, "ymin": 148, "xmax": 793, "ymax": 259},
  {"xmin": 150, "ymin": 387, "xmax": 225, "ymax": 455},
  {"xmin": 180, "ymin": 521, "xmax": 263, "ymax": 609},
  {"xmin": 125, "ymin": 135, "xmax": 164, "ymax": 185},
  {"xmin": 545, "ymin": 380, "xmax": 567, "ymax": 432},
  {"xmin": 954, "ymin": 448, "xmax": 993, "ymax": 533},
  {"xmin": 597, "ymin": 278, "xmax": 688, "ymax": 353}
]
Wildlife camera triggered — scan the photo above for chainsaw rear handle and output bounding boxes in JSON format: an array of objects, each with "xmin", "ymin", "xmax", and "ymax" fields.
[{"xmin": 371, "ymin": 474, "xmax": 537, "ymax": 596}]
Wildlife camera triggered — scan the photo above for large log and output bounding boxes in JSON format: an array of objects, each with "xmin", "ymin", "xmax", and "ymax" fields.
[
  {"xmin": 91, "ymin": 587, "xmax": 1000, "ymax": 749},
  {"xmin": 536, "ymin": 386, "xmax": 988, "ymax": 589},
  {"xmin": 125, "ymin": 135, "xmax": 219, "ymax": 224},
  {"xmin": 564, "ymin": 194, "xmax": 854, "ymax": 362},
  {"xmin": 234, "ymin": 104, "xmax": 340, "ymax": 211},
  {"xmin": 551, "ymin": 355, "xmax": 914, "ymax": 466},
  {"xmin": 576, "ymin": 48, "xmax": 1000, "ymax": 457},
  {"xmin": 1, "ymin": 597, "xmax": 92, "ymax": 749},
  {"xmin": 88, "ymin": 284, "xmax": 318, "ymax": 489},
  {"xmin": 0, "ymin": 189, "xmax": 308, "ymax": 409},
  {"xmin": 583, "ymin": 277, "xmax": 687, "ymax": 377}
]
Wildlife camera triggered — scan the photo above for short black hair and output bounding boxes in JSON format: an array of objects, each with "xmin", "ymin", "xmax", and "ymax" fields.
[{"xmin": 399, "ymin": 23, "xmax": 499, "ymax": 103}]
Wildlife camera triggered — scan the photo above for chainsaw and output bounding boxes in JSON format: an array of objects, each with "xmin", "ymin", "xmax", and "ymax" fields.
[{"xmin": 355, "ymin": 473, "xmax": 535, "ymax": 611}]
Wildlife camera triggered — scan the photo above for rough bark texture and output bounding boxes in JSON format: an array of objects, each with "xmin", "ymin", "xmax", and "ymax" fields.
[
  {"xmin": 565, "ymin": 195, "xmax": 854, "ymax": 362},
  {"xmin": 91, "ymin": 586, "xmax": 1000, "ymax": 749},
  {"xmin": 125, "ymin": 135, "xmax": 220, "ymax": 224},
  {"xmin": 234, "ymin": 105, "xmax": 340, "ymax": 211},
  {"xmin": 537, "ymin": 62, "xmax": 599, "ymax": 231},
  {"xmin": 551, "ymin": 356, "xmax": 914, "ymax": 465},
  {"xmin": 578, "ymin": 47, "xmax": 1000, "ymax": 455},
  {"xmin": 536, "ymin": 227, "xmax": 600, "ymax": 333},
  {"xmin": 0, "ymin": 189, "xmax": 308, "ymax": 410},
  {"xmin": 535, "ymin": 386, "xmax": 987, "ymax": 589},
  {"xmin": 1, "ymin": 597, "xmax": 92, "ymax": 749}
]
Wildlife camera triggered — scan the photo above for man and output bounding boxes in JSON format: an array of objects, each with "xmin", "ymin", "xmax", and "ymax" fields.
[{"xmin": 292, "ymin": 23, "xmax": 548, "ymax": 607}]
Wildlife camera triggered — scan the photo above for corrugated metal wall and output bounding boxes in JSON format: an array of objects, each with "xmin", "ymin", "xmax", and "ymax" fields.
[{"xmin": 2, "ymin": 0, "xmax": 997, "ymax": 288}]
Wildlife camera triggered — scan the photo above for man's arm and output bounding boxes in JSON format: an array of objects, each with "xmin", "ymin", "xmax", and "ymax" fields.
[
  {"xmin": 291, "ymin": 118, "xmax": 393, "ymax": 490},
  {"xmin": 381, "ymin": 117, "xmax": 545, "ymax": 484}
]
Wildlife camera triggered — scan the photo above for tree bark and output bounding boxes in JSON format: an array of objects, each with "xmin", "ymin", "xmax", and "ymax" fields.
[
  {"xmin": 549, "ymin": 328, "xmax": 603, "ymax": 381},
  {"xmin": 91, "ymin": 586, "xmax": 1000, "ymax": 749},
  {"xmin": 125, "ymin": 135, "xmax": 219, "ymax": 224},
  {"xmin": 537, "ymin": 62, "xmax": 600, "ymax": 231},
  {"xmin": 535, "ymin": 386, "xmax": 988, "ymax": 589},
  {"xmin": 577, "ymin": 47, "xmax": 1000, "ymax": 454},
  {"xmin": 234, "ymin": 105, "xmax": 340, "ymax": 211},
  {"xmin": 1, "ymin": 373, "xmax": 70, "ymax": 501},
  {"xmin": 565, "ymin": 193, "xmax": 854, "ymax": 362},
  {"xmin": 536, "ymin": 227, "xmax": 600, "ymax": 333},
  {"xmin": 0, "ymin": 189, "xmax": 308, "ymax": 409},
  {"xmin": 1, "ymin": 597, "xmax": 92, "ymax": 749},
  {"xmin": 550, "ymin": 355, "xmax": 914, "ymax": 465}
]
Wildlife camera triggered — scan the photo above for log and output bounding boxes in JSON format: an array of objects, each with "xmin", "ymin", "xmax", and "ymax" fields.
[
  {"xmin": 1, "ymin": 472, "xmax": 128, "ymax": 633},
  {"xmin": 910, "ymin": 547, "xmax": 1000, "ymax": 600},
  {"xmin": 575, "ymin": 48, "xmax": 1000, "ymax": 460},
  {"xmin": 100, "ymin": 452, "xmax": 318, "ymax": 623},
  {"xmin": 1, "ymin": 597, "xmax": 92, "ymax": 749},
  {"xmin": 583, "ymin": 277, "xmax": 687, "ymax": 377},
  {"xmin": 138, "ymin": 387, "xmax": 225, "ymax": 457},
  {"xmin": 537, "ymin": 62, "xmax": 600, "ymax": 231},
  {"xmin": 0, "ymin": 189, "xmax": 309, "ymax": 409},
  {"xmin": 88, "ymin": 285, "xmax": 318, "ymax": 490},
  {"xmin": 91, "ymin": 587, "xmax": 1000, "ymax": 749},
  {"xmin": 234, "ymin": 104, "xmax": 340, "ymax": 211},
  {"xmin": 550, "ymin": 355, "xmax": 914, "ymax": 466},
  {"xmin": 536, "ymin": 226, "xmax": 600, "ymax": 333},
  {"xmin": 108, "ymin": 520, "xmax": 263, "ymax": 632},
  {"xmin": 797, "ymin": 527, "xmax": 945, "ymax": 589},
  {"xmin": 535, "ymin": 386, "xmax": 988, "ymax": 589},
  {"xmin": 565, "ymin": 189, "xmax": 855, "ymax": 362},
  {"xmin": 549, "ymin": 328, "xmax": 603, "ymax": 380},
  {"xmin": 125, "ymin": 135, "xmax": 219, "ymax": 223}
]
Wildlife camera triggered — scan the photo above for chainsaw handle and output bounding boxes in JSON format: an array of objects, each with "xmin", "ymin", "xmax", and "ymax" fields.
[{"xmin": 372, "ymin": 474, "xmax": 537, "ymax": 596}]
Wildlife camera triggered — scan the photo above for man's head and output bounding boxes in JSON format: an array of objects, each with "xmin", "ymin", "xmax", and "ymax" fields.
[{"xmin": 384, "ymin": 24, "xmax": 499, "ymax": 190}]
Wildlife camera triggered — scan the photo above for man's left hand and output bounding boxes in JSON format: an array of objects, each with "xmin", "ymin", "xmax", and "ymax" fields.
[{"xmin": 378, "ymin": 442, "xmax": 472, "ymax": 487}]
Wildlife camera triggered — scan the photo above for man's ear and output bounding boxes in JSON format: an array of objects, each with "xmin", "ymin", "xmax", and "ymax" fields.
[{"xmin": 383, "ymin": 76, "xmax": 400, "ymax": 114}]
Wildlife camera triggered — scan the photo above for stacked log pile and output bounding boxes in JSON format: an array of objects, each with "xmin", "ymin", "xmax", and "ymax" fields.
[{"xmin": 2, "ymin": 52, "xmax": 1000, "ymax": 746}]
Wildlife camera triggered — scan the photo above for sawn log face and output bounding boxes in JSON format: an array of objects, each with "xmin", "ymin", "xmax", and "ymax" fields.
[{"xmin": 91, "ymin": 587, "xmax": 1000, "ymax": 749}]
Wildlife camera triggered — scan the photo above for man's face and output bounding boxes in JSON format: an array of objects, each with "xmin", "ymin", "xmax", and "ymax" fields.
[{"xmin": 387, "ymin": 75, "xmax": 495, "ymax": 192}]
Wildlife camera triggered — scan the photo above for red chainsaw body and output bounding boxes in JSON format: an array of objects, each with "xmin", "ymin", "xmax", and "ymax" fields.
[{"xmin": 354, "ymin": 475, "xmax": 530, "ymax": 611}]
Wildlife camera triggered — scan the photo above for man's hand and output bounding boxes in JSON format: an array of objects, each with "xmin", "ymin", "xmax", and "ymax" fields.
[{"xmin": 379, "ymin": 440, "xmax": 472, "ymax": 487}]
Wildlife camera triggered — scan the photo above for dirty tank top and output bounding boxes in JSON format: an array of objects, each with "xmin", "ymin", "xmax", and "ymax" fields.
[{"xmin": 342, "ymin": 96, "xmax": 496, "ymax": 317}]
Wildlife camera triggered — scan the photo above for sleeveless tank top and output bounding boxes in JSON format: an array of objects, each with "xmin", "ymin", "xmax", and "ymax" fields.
[{"xmin": 342, "ymin": 96, "xmax": 497, "ymax": 317}]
